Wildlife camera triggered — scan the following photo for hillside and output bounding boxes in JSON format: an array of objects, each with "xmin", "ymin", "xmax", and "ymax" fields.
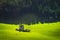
[{"xmin": 0, "ymin": 22, "xmax": 60, "ymax": 40}]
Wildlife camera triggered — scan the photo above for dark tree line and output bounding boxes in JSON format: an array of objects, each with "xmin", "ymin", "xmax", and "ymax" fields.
[{"xmin": 0, "ymin": 0, "xmax": 60, "ymax": 24}]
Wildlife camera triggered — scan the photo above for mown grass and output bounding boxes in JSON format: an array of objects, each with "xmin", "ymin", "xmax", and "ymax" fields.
[{"xmin": 0, "ymin": 22, "xmax": 60, "ymax": 40}]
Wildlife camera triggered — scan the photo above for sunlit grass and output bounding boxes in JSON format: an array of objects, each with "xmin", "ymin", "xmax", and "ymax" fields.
[{"xmin": 0, "ymin": 22, "xmax": 60, "ymax": 40}]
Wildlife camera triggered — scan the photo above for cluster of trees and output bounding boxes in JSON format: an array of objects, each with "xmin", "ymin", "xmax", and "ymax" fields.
[{"xmin": 0, "ymin": 0, "xmax": 60, "ymax": 24}]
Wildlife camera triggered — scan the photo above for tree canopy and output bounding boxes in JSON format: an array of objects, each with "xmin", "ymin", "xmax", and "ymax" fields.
[{"xmin": 0, "ymin": 0, "xmax": 60, "ymax": 24}]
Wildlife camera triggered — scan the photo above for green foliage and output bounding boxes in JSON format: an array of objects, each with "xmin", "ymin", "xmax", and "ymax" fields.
[
  {"xmin": 0, "ymin": 0, "xmax": 60, "ymax": 24},
  {"xmin": 0, "ymin": 0, "xmax": 60, "ymax": 13}
]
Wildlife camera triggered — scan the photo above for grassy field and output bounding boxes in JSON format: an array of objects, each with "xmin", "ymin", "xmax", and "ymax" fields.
[{"xmin": 0, "ymin": 22, "xmax": 60, "ymax": 40}]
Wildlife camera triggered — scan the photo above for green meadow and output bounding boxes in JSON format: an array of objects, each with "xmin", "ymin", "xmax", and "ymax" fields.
[{"xmin": 0, "ymin": 22, "xmax": 60, "ymax": 40}]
